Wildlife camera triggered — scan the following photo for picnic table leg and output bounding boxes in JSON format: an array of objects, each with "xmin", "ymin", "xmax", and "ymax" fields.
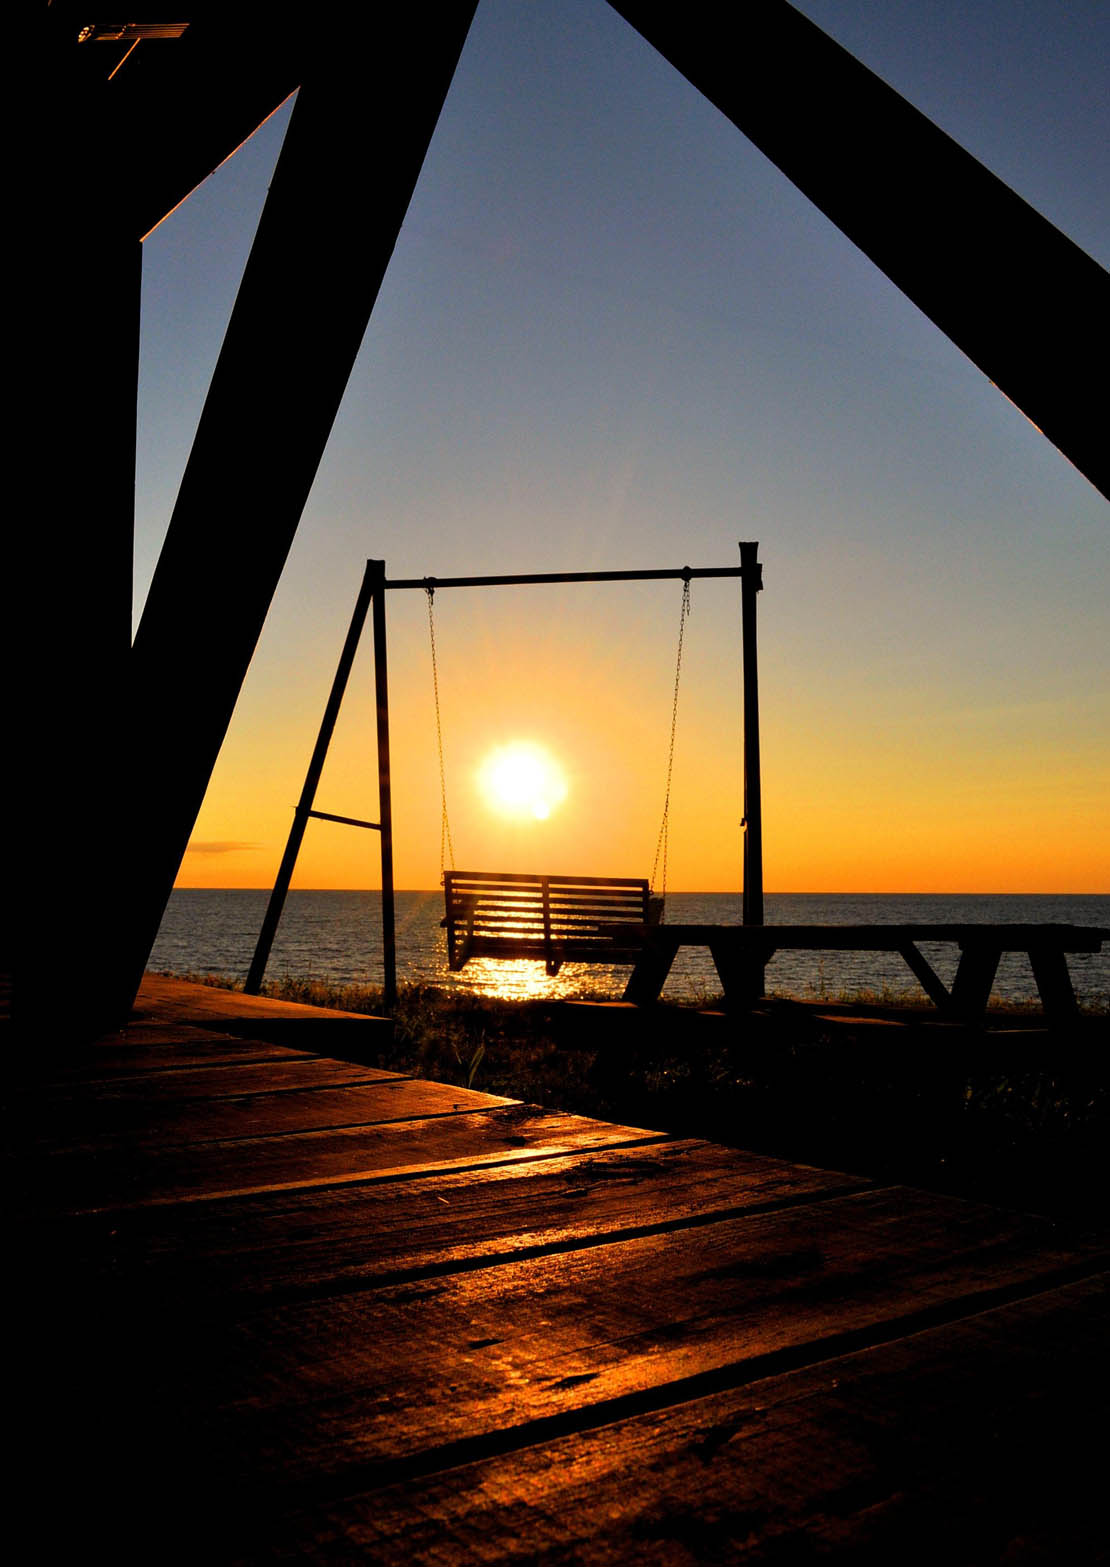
[
  {"xmin": 1028, "ymin": 948, "xmax": 1078, "ymax": 1021},
  {"xmin": 622, "ymin": 934, "xmax": 676, "ymax": 1005},
  {"xmin": 710, "ymin": 941, "xmax": 770, "ymax": 1010},
  {"xmin": 898, "ymin": 943, "xmax": 954, "ymax": 1013},
  {"xmin": 951, "ymin": 946, "xmax": 1001, "ymax": 1019}
]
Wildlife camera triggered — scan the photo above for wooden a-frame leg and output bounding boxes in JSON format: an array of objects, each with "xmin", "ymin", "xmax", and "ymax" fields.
[
  {"xmin": 1028, "ymin": 948, "xmax": 1078, "ymax": 1021},
  {"xmin": 710, "ymin": 941, "xmax": 771, "ymax": 1010},
  {"xmin": 623, "ymin": 935, "xmax": 676, "ymax": 1005},
  {"xmin": 898, "ymin": 943, "xmax": 953, "ymax": 1012},
  {"xmin": 951, "ymin": 946, "xmax": 1001, "ymax": 1019}
]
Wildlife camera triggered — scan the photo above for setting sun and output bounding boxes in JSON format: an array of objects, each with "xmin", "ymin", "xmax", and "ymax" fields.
[{"xmin": 478, "ymin": 741, "xmax": 568, "ymax": 822}]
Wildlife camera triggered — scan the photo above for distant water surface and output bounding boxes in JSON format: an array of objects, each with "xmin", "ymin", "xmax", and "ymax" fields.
[{"xmin": 150, "ymin": 890, "xmax": 1110, "ymax": 1007}]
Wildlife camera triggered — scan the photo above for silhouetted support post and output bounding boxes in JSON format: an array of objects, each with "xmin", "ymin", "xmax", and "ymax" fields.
[
  {"xmin": 609, "ymin": 0, "xmax": 1109, "ymax": 500},
  {"xmin": 245, "ymin": 562, "xmax": 377, "ymax": 994},
  {"xmin": 370, "ymin": 562, "xmax": 398, "ymax": 1010},
  {"xmin": 19, "ymin": 14, "xmax": 142, "ymax": 1038},
  {"xmin": 740, "ymin": 541, "xmax": 765, "ymax": 1002},
  {"xmin": 120, "ymin": 7, "xmax": 478, "ymax": 1013}
]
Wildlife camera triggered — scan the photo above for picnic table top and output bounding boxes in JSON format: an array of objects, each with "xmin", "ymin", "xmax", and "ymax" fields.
[
  {"xmin": 614, "ymin": 920, "xmax": 1110, "ymax": 947},
  {"xmin": 9, "ymin": 974, "xmax": 1108, "ymax": 1563}
]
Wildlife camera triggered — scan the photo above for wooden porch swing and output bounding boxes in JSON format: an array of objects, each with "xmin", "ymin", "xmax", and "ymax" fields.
[{"xmin": 442, "ymin": 872, "xmax": 660, "ymax": 976}]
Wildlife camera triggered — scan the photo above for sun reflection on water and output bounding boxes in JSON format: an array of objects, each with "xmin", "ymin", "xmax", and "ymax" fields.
[{"xmin": 457, "ymin": 955, "xmax": 626, "ymax": 1002}]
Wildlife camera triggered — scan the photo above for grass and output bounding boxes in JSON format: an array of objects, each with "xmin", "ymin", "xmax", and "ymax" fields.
[{"xmin": 165, "ymin": 969, "xmax": 1109, "ymax": 1222}]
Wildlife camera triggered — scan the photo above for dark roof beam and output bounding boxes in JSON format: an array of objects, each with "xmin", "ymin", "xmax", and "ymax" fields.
[{"xmin": 610, "ymin": 0, "xmax": 1109, "ymax": 499}]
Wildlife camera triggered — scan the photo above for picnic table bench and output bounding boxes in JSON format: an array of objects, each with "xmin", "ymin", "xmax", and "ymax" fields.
[
  {"xmin": 614, "ymin": 922, "xmax": 1109, "ymax": 1019},
  {"xmin": 443, "ymin": 870, "xmax": 661, "ymax": 975}
]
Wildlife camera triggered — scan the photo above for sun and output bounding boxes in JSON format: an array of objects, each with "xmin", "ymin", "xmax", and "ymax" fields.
[{"xmin": 478, "ymin": 741, "xmax": 568, "ymax": 822}]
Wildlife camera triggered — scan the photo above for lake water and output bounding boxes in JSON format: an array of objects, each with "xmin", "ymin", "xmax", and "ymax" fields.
[{"xmin": 149, "ymin": 890, "xmax": 1110, "ymax": 1007}]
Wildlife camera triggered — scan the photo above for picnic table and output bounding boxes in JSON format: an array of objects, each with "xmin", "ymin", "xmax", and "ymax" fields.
[{"xmin": 616, "ymin": 922, "xmax": 1109, "ymax": 1017}]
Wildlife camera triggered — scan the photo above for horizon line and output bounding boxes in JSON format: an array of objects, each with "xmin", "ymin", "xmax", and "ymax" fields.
[{"xmin": 170, "ymin": 886, "xmax": 1108, "ymax": 897}]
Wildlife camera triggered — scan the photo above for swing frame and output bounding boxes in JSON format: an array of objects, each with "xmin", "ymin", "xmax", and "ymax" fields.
[{"xmin": 245, "ymin": 548, "xmax": 764, "ymax": 1006}]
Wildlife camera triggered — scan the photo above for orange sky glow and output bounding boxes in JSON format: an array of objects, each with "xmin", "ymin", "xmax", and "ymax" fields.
[{"xmin": 175, "ymin": 589, "xmax": 1108, "ymax": 896}]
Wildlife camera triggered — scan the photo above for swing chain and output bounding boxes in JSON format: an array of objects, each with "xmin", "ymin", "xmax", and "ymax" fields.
[
  {"xmin": 426, "ymin": 585, "xmax": 456, "ymax": 879},
  {"xmin": 650, "ymin": 575, "xmax": 691, "ymax": 907}
]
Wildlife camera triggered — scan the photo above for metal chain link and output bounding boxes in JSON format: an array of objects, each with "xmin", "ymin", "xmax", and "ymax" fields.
[
  {"xmin": 650, "ymin": 575, "xmax": 691, "ymax": 907},
  {"xmin": 426, "ymin": 586, "xmax": 456, "ymax": 879}
]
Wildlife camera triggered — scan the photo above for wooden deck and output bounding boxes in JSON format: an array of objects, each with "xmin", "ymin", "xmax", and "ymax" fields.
[{"xmin": 9, "ymin": 976, "xmax": 1108, "ymax": 1563}]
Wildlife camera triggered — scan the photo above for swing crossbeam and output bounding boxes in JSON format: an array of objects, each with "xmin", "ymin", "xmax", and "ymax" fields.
[
  {"xmin": 444, "ymin": 871, "xmax": 662, "ymax": 976},
  {"xmin": 387, "ymin": 566, "xmax": 743, "ymax": 590}
]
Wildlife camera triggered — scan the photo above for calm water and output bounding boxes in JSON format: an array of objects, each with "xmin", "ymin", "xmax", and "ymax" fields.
[{"xmin": 150, "ymin": 890, "xmax": 1110, "ymax": 1007}]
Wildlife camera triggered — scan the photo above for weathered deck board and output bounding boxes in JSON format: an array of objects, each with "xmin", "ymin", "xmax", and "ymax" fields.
[
  {"xmin": 19, "ymin": 1072, "xmax": 510, "ymax": 1148},
  {"xmin": 37, "ymin": 1033, "xmax": 334, "ymax": 1078},
  {"xmin": 16, "ymin": 1102, "xmax": 669, "ymax": 1212},
  {"xmin": 110, "ymin": 1187, "xmax": 1107, "ymax": 1494},
  {"xmin": 42, "ymin": 1141, "xmax": 876, "ymax": 1308},
  {"xmin": 133, "ymin": 973, "xmax": 383, "ymax": 1029},
  {"xmin": 266, "ymin": 1273, "xmax": 1109, "ymax": 1565},
  {"xmin": 30, "ymin": 1055, "xmax": 406, "ymax": 1104},
  {"xmin": 128, "ymin": 974, "xmax": 395, "ymax": 1054}
]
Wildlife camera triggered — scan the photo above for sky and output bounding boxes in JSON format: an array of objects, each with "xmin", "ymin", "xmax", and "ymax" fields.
[{"xmin": 136, "ymin": 0, "xmax": 1109, "ymax": 895}]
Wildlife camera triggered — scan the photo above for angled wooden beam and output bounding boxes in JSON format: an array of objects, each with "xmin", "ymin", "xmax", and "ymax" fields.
[
  {"xmin": 122, "ymin": 7, "xmax": 478, "ymax": 1012},
  {"xmin": 609, "ymin": 0, "xmax": 1109, "ymax": 499},
  {"xmin": 111, "ymin": 21, "xmax": 305, "ymax": 242}
]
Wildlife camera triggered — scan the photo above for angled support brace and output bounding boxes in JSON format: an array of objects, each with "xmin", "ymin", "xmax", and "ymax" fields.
[
  {"xmin": 898, "ymin": 943, "xmax": 953, "ymax": 1013},
  {"xmin": 123, "ymin": 8, "xmax": 477, "ymax": 1012},
  {"xmin": 609, "ymin": 0, "xmax": 1109, "ymax": 498},
  {"xmin": 245, "ymin": 564, "xmax": 376, "ymax": 994},
  {"xmin": 1027, "ymin": 947, "xmax": 1078, "ymax": 1021},
  {"xmin": 951, "ymin": 945, "xmax": 1002, "ymax": 1019}
]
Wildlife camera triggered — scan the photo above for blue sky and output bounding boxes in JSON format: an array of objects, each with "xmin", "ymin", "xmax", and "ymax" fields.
[{"xmin": 136, "ymin": 0, "xmax": 1108, "ymax": 892}]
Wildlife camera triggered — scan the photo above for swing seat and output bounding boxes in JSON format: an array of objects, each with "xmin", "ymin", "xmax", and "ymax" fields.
[{"xmin": 443, "ymin": 871, "xmax": 661, "ymax": 975}]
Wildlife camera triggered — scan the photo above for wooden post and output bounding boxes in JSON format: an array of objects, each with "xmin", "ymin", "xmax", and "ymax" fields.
[
  {"xmin": 16, "ymin": 14, "xmax": 145, "ymax": 1039},
  {"xmin": 245, "ymin": 562, "xmax": 377, "ymax": 993},
  {"xmin": 370, "ymin": 561, "xmax": 398, "ymax": 1009},
  {"xmin": 740, "ymin": 541, "xmax": 765, "ymax": 1002},
  {"xmin": 740, "ymin": 542, "xmax": 764, "ymax": 926}
]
